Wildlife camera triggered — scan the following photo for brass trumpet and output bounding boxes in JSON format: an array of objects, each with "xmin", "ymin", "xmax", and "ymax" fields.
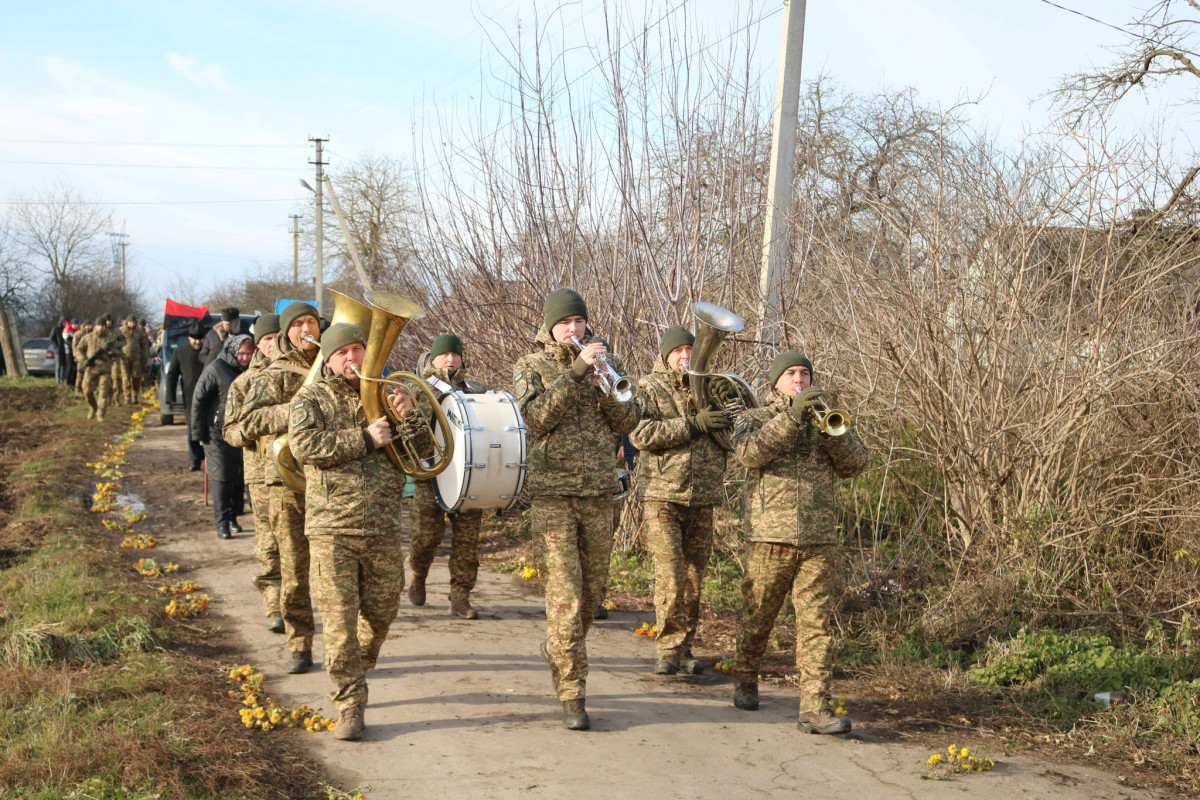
[
  {"xmin": 809, "ymin": 397, "xmax": 851, "ymax": 437},
  {"xmin": 569, "ymin": 335, "xmax": 634, "ymax": 402}
]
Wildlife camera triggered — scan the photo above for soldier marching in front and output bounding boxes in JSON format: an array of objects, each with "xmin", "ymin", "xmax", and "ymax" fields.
[
  {"xmin": 730, "ymin": 350, "xmax": 868, "ymax": 734},
  {"xmin": 79, "ymin": 317, "xmax": 117, "ymax": 421},
  {"xmin": 515, "ymin": 288, "xmax": 639, "ymax": 731},
  {"xmin": 630, "ymin": 325, "xmax": 733, "ymax": 676},
  {"xmin": 408, "ymin": 333, "xmax": 489, "ymax": 620},
  {"xmin": 289, "ymin": 322, "xmax": 430, "ymax": 741},
  {"xmin": 237, "ymin": 302, "xmax": 321, "ymax": 675},
  {"xmin": 222, "ymin": 313, "xmax": 284, "ymax": 633}
]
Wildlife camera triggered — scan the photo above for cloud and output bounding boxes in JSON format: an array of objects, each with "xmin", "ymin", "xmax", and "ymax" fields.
[{"xmin": 167, "ymin": 52, "xmax": 233, "ymax": 92}]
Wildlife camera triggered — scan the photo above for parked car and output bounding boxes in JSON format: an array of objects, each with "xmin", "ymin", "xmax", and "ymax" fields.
[{"xmin": 21, "ymin": 338, "xmax": 56, "ymax": 376}]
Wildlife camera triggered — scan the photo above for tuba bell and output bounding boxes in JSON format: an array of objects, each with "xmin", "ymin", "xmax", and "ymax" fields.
[
  {"xmin": 271, "ymin": 290, "xmax": 455, "ymax": 493},
  {"xmin": 686, "ymin": 302, "xmax": 760, "ymax": 451}
]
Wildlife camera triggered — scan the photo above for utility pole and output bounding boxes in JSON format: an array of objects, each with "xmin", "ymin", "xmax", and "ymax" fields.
[
  {"xmin": 757, "ymin": 0, "xmax": 807, "ymax": 350},
  {"xmin": 309, "ymin": 136, "xmax": 328, "ymax": 310},
  {"xmin": 109, "ymin": 231, "xmax": 130, "ymax": 293},
  {"xmin": 290, "ymin": 214, "xmax": 300, "ymax": 291}
]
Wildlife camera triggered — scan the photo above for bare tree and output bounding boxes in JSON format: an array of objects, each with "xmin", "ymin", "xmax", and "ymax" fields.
[{"xmin": 0, "ymin": 214, "xmax": 33, "ymax": 314}]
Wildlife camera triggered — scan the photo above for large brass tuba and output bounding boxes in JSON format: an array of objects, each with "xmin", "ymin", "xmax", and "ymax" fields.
[
  {"xmin": 686, "ymin": 301, "xmax": 760, "ymax": 451},
  {"xmin": 271, "ymin": 289, "xmax": 454, "ymax": 493}
]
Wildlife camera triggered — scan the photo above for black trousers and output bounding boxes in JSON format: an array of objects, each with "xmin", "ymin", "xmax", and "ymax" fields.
[{"xmin": 211, "ymin": 479, "xmax": 245, "ymax": 527}]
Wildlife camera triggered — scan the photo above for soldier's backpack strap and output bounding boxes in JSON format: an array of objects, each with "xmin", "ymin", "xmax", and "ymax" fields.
[{"xmin": 276, "ymin": 363, "xmax": 311, "ymax": 378}]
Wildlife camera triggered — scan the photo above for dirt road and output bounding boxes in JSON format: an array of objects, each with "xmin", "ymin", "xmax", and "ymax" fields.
[{"xmin": 129, "ymin": 420, "xmax": 1162, "ymax": 800}]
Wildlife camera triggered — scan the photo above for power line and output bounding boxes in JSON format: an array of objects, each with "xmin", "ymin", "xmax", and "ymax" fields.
[
  {"xmin": 1037, "ymin": 0, "xmax": 1200, "ymax": 60},
  {"xmin": 0, "ymin": 138, "xmax": 308, "ymax": 148},
  {"xmin": 0, "ymin": 160, "xmax": 299, "ymax": 171},
  {"xmin": 0, "ymin": 198, "xmax": 298, "ymax": 206}
]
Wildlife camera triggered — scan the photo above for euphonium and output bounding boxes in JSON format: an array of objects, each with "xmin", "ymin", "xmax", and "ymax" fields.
[
  {"xmin": 685, "ymin": 301, "xmax": 760, "ymax": 451},
  {"xmin": 271, "ymin": 290, "xmax": 455, "ymax": 493}
]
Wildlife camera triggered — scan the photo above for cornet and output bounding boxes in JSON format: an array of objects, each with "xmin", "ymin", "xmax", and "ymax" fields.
[
  {"xmin": 809, "ymin": 397, "xmax": 851, "ymax": 437},
  {"xmin": 569, "ymin": 335, "xmax": 634, "ymax": 403}
]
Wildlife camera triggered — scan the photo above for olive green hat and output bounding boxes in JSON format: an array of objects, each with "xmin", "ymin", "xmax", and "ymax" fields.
[
  {"xmin": 430, "ymin": 333, "xmax": 463, "ymax": 359},
  {"xmin": 280, "ymin": 301, "xmax": 320, "ymax": 334},
  {"xmin": 251, "ymin": 313, "xmax": 280, "ymax": 343},
  {"xmin": 319, "ymin": 323, "xmax": 366, "ymax": 361},
  {"xmin": 94, "ymin": 316, "xmax": 107, "ymax": 326},
  {"xmin": 768, "ymin": 350, "xmax": 814, "ymax": 386},
  {"xmin": 543, "ymin": 288, "xmax": 588, "ymax": 329},
  {"xmin": 659, "ymin": 325, "xmax": 695, "ymax": 360}
]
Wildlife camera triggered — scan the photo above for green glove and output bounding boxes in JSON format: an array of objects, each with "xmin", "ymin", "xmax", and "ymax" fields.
[
  {"xmin": 787, "ymin": 387, "xmax": 823, "ymax": 425},
  {"xmin": 708, "ymin": 377, "xmax": 738, "ymax": 405},
  {"xmin": 691, "ymin": 407, "xmax": 732, "ymax": 434}
]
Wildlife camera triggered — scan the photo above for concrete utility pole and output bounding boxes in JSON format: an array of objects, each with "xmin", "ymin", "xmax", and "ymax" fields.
[
  {"xmin": 109, "ymin": 232, "xmax": 130, "ymax": 293},
  {"xmin": 290, "ymin": 214, "xmax": 300, "ymax": 291},
  {"xmin": 309, "ymin": 137, "xmax": 328, "ymax": 310},
  {"xmin": 757, "ymin": 0, "xmax": 807, "ymax": 350}
]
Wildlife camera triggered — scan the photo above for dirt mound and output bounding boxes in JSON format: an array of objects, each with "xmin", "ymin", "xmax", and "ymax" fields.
[{"xmin": 0, "ymin": 385, "xmax": 60, "ymax": 415}]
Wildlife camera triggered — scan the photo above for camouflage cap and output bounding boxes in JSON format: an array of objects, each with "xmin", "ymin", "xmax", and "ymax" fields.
[
  {"xmin": 768, "ymin": 350, "xmax": 814, "ymax": 386},
  {"xmin": 320, "ymin": 322, "xmax": 366, "ymax": 360}
]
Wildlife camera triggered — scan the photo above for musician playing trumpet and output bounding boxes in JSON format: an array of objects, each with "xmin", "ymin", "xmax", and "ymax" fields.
[
  {"xmin": 288, "ymin": 322, "xmax": 429, "ymax": 742},
  {"xmin": 408, "ymin": 333, "xmax": 489, "ymax": 620},
  {"xmin": 730, "ymin": 351, "xmax": 868, "ymax": 735},
  {"xmin": 514, "ymin": 288, "xmax": 639, "ymax": 731},
  {"xmin": 629, "ymin": 325, "xmax": 735, "ymax": 676}
]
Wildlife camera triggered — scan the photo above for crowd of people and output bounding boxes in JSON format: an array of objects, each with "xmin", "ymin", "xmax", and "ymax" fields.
[
  {"xmin": 166, "ymin": 290, "xmax": 867, "ymax": 743},
  {"xmin": 51, "ymin": 315, "xmax": 156, "ymax": 420}
]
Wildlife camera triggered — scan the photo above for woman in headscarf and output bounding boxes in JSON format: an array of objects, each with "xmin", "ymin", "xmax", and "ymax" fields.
[{"xmin": 191, "ymin": 333, "xmax": 254, "ymax": 539}]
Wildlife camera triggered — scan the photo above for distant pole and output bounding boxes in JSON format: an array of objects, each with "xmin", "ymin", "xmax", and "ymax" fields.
[
  {"xmin": 119, "ymin": 239, "xmax": 128, "ymax": 293},
  {"xmin": 757, "ymin": 0, "xmax": 807, "ymax": 350},
  {"xmin": 290, "ymin": 214, "xmax": 300, "ymax": 291},
  {"xmin": 108, "ymin": 231, "xmax": 130, "ymax": 293},
  {"xmin": 309, "ymin": 137, "xmax": 329, "ymax": 310}
]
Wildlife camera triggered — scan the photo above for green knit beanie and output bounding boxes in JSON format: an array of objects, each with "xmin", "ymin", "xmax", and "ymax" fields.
[
  {"xmin": 768, "ymin": 350, "xmax": 814, "ymax": 386},
  {"xmin": 252, "ymin": 313, "xmax": 280, "ymax": 342},
  {"xmin": 280, "ymin": 301, "xmax": 320, "ymax": 335},
  {"xmin": 659, "ymin": 325, "xmax": 695, "ymax": 360},
  {"xmin": 430, "ymin": 333, "xmax": 463, "ymax": 359},
  {"xmin": 94, "ymin": 316, "xmax": 107, "ymax": 326},
  {"xmin": 319, "ymin": 323, "xmax": 366, "ymax": 361},
  {"xmin": 543, "ymin": 288, "xmax": 588, "ymax": 329}
]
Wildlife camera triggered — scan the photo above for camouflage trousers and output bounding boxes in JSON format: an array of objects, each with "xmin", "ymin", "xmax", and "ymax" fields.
[
  {"xmin": 309, "ymin": 532, "xmax": 404, "ymax": 712},
  {"xmin": 248, "ymin": 482, "xmax": 281, "ymax": 619},
  {"xmin": 733, "ymin": 542, "xmax": 835, "ymax": 714},
  {"xmin": 643, "ymin": 501, "xmax": 714, "ymax": 663},
  {"xmin": 409, "ymin": 479, "xmax": 482, "ymax": 602},
  {"xmin": 116, "ymin": 358, "xmax": 135, "ymax": 403},
  {"xmin": 81, "ymin": 368, "xmax": 111, "ymax": 413},
  {"xmin": 109, "ymin": 361, "xmax": 122, "ymax": 404},
  {"xmin": 533, "ymin": 494, "xmax": 614, "ymax": 701},
  {"xmin": 269, "ymin": 485, "xmax": 313, "ymax": 652},
  {"xmin": 131, "ymin": 361, "xmax": 145, "ymax": 397},
  {"xmin": 74, "ymin": 361, "xmax": 85, "ymax": 391}
]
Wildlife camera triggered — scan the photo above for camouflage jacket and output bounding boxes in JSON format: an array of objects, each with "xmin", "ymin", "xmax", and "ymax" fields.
[
  {"xmin": 732, "ymin": 392, "xmax": 868, "ymax": 547},
  {"xmin": 109, "ymin": 330, "xmax": 127, "ymax": 363},
  {"xmin": 514, "ymin": 326, "xmax": 639, "ymax": 497},
  {"xmin": 120, "ymin": 327, "xmax": 139, "ymax": 359},
  {"xmin": 630, "ymin": 358, "xmax": 727, "ymax": 507},
  {"xmin": 73, "ymin": 330, "xmax": 93, "ymax": 365},
  {"xmin": 288, "ymin": 374, "xmax": 420, "ymax": 537},
  {"xmin": 222, "ymin": 349, "xmax": 270, "ymax": 486},
  {"xmin": 237, "ymin": 346, "xmax": 316, "ymax": 486},
  {"xmin": 79, "ymin": 329, "xmax": 118, "ymax": 371}
]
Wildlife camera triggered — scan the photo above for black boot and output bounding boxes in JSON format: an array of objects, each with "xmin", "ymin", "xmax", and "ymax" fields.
[
  {"xmin": 286, "ymin": 650, "xmax": 313, "ymax": 674},
  {"xmin": 217, "ymin": 523, "xmax": 232, "ymax": 540},
  {"xmin": 734, "ymin": 682, "xmax": 759, "ymax": 711},
  {"xmin": 562, "ymin": 699, "xmax": 590, "ymax": 731}
]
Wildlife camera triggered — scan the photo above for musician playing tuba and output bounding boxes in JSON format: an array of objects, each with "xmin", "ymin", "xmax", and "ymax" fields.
[
  {"xmin": 408, "ymin": 333, "xmax": 490, "ymax": 620},
  {"xmin": 287, "ymin": 322, "xmax": 429, "ymax": 742},
  {"xmin": 514, "ymin": 288, "xmax": 640, "ymax": 732},
  {"xmin": 730, "ymin": 351, "xmax": 868, "ymax": 735},
  {"xmin": 236, "ymin": 302, "xmax": 322, "ymax": 677},
  {"xmin": 629, "ymin": 324, "xmax": 737, "ymax": 677}
]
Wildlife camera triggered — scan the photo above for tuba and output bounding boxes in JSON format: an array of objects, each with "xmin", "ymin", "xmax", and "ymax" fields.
[
  {"xmin": 686, "ymin": 301, "xmax": 760, "ymax": 451},
  {"xmin": 271, "ymin": 290, "xmax": 455, "ymax": 493}
]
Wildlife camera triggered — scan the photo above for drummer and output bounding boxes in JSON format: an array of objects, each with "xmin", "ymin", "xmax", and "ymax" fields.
[{"xmin": 408, "ymin": 333, "xmax": 491, "ymax": 620}]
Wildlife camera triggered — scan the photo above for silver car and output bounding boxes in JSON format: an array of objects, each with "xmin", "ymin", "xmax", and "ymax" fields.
[{"xmin": 21, "ymin": 337, "xmax": 57, "ymax": 376}]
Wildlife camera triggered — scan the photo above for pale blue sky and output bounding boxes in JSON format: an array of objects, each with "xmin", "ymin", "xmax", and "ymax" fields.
[{"xmin": 1, "ymin": 1, "xmax": 1192, "ymax": 316}]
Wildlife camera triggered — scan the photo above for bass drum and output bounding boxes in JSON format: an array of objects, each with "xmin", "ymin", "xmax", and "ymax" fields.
[{"xmin": 433, "ymin": 391, "xmax": 527, "ymax": 512}]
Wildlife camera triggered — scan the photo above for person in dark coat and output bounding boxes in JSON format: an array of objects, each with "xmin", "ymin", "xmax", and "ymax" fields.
[
  {"xmin": 166, "ymin": 323, "xmax": 208, "ymax": 470},
  {"xmin": 50, "ymin": 318, "xmax": 68, "ymax": 385},
  {"xmin": 191, "ymin": 333, "xmax": 253, "ymax": 539},
  {"xmin": 200, "ymin": 307, "xmax": 241, "ymax": 367}
]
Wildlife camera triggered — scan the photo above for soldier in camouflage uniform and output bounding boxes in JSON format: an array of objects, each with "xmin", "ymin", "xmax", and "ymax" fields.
[
  {"xmin": 289, "ymin": 322, "xmax": 430, "ymax": 742},
  {"xmin": 73, "ymin": 321, "xmax": 93, "ymax": 393},
  {"xmin": 408, "ymin": 333, "xmax": 489, "ymax": 620},
  {"xmin": 119, "ymin": 318, "xmax": 140, "ymax": 404},
  {"xmin": 630, "ymin": 325, "xmax": 733, "ymax": 675},
  {"xmin": 107, "ymin": 318, "xmax": 127, "ymax": 406},
  {"xmin": 237, "ymin": 302, "xmax": 321, "ymax": 675},
  {"xmin": 515, "ymin": 288, "xmax": 640, "ymax": 731},
  {"xmin": 223, "ymin": 313, "xmax": 283, "ymax": 632},
  {"xmin": 730, "ymin": 351, "xmax": 868, "ymax": 735},
  {"xmin": 132, "ymin": 317, "xmax": 151, "ymax": 399},
  {"xmin": 79, "ymin": 317, "xmax": 118, "ymax": 421}
]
